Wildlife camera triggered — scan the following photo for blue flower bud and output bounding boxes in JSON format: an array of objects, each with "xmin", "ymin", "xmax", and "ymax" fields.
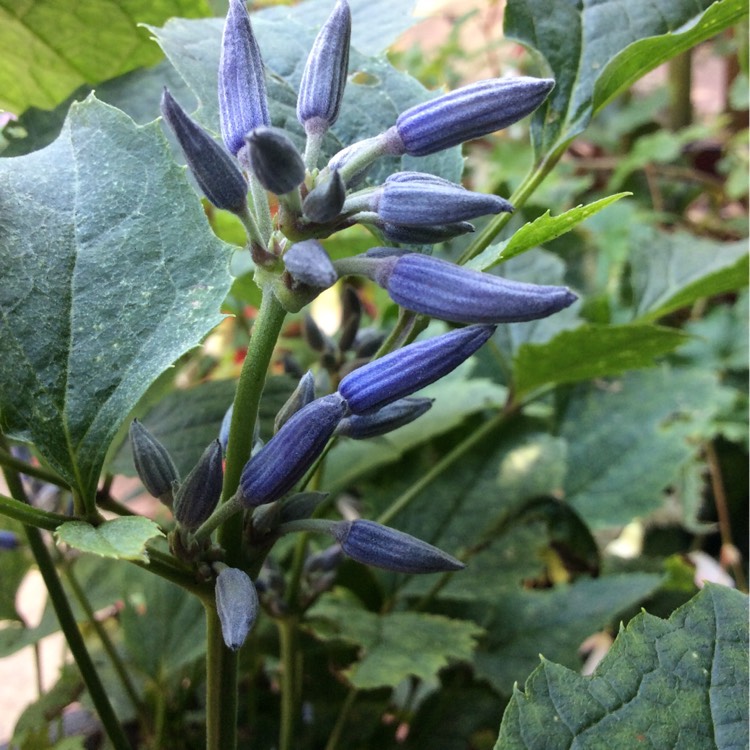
[
  {"xmin": 374, "ymin": 253, "xmax": 577, "ymax": 324},
  {"xmin": 129, "ymin": 419, "xmax": 180, "ymax": 505},
  {"xmin": 338, "ymin": 324, "xmax": 494, "ymax": 414},
  {"xmin": 336, "ymin": 397, "xmax": 433, "ymax": 439},
  {"xmin": 219, "ymin": 0, "xmax": 270, "ymax": 156},
  {"xmin": 0, "ymin": 530, "xmax": 19, "ymax": 551},
  {"xmin": 239, "ymin": 394, "xmax": 347, "ymax": 506},
  {"xmin": 245, "ymin": 127, "xmax": 306, "ymax": 195},
  {"xmin": 332, "ymin": 519, "xmax": 464, "ymax": 573},
  {"xmin": 297, "ymin": 0, "xmax": 351, "ymax": 134},
  {"xmin": 284, "ymin": 241, "xmax": 337, "ymax": 289},
  {"xmin": 274, "ymin": 370, "xmax": 316, "ymax": 433},
  {"xmin": 160, "ymin": 89, "xmax": 249, "ymax": 214},
  {"xmin": 173, "ymin": 440, "xmax": 224, "ymax": 530},
  {"xmin": 215, "ymin": 567, "xmax": 259, "ymax": 650},
  {"xmin": 381, "ymin": 221, "xmax": 475, "ymax": 245},
  {"xmin": 303, "ymin": 170, "xmax": 346, "ymax": 223},
  {"xmin": 392, "ymin": 77, "xmax": 555, "ymax": 156},
  {"xmin": 372, "ymin": 175, "xmax": 512, "ymax": 226}
]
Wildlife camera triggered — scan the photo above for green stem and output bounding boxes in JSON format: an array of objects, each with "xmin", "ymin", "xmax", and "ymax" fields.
[
  {"xmin": 193, "ymin": 494, "xmax": 244, "ymax": 546},
  {"xmin": 205, "ymin": 604, "xmax": 237, "ymax": 750},
  {"xmin": 249, "ymin": 176, "xmax": 274, "ymax": 243},
  {"xmin": 324, "ymin": 688, "xmax": 357, "ymax": 750},
  {"xmin": 0, "ymin": 449, "xmax": 70, "ymax": 489},
  {"xmin": 0, "ymin": 492, "xmax": 70, "ymax": 529},
  {"xmin": 277, "ymin": 617, "xmax": 301, "ymax": 750}
]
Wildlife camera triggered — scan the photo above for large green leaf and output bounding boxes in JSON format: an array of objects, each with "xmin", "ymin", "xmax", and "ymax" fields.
[
  {"xmin": 0, "ymin": 0, "xmax": 210, "ymax": 114},
  {"xmin": 496, "ymin": 585, "xmax": 749, "ymax": 750},
  {"xmin": 505, "ymin": 0, "xmax": 743, "ymax": 156},
  {"xmin": 0, "ymin": 96, "xmax": 232, "ymax": 502}
]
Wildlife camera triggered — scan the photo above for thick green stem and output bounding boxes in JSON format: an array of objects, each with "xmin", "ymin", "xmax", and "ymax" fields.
[
  {"xmin": 205, "ymin": 604, "xmax": 237, "ymax": 750},
  {"xmin": 0, "ymin": 492, "xmax": 70, "ymax": 529},
  {"xmin": 277, "ymin": 617, "xmax": 301, "ymax": 750}
]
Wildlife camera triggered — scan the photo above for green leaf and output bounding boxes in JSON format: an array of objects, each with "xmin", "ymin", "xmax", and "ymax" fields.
[
  {"xmin": 630, "ymin": 229, "xmax": 749, "ymax": 322},
  {"xmin": 306, "ymin": 591, "xmax": 483, "ymax": 690},
  {"xmin": 0, "ymin": 97, "xmax": 233, "ymax": 502},
  {"xmin": 55, "ymin": 517, "xmax": 164, "ymax": 561},
  {"xmin": 495, "ymin": 585, "xmax": 749, "ymax": 750},
  {"xmin": 0, "ymin": 0, "xmax": 210, "ymax": 114},
  {"xmin": 468, "ymin": 194, "xmax": 630, "ymax": 271},
  {"xmin": 512, "ymin": 324, "xmax": 689, "ymax": 396},
  {"xmin": 505, "ymin": 0, "xmax": 736, "ymax": 155}
]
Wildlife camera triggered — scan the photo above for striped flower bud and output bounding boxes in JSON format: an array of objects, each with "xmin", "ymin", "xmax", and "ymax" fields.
[
  {"xmin": 336, "ymin": 397, "xmax": 433, "ymax": 439},
  {"xmin": 332, "ymin": 519, "xmax": 464, "ymax": 573},
  {"xmin": 129, "ymin": 420, "xmax": 179, "ymax": 506},
  {"xmin": 219, "ymin": 0, "xmax": 270, "ymax": 156},
  {"xmin": 245, "ymin": 127, "xmax": 305, "ymax": 195},
  {"xmin": 381, "ymin": 221, "xmax": 475, "ymax": 245},
  {"xmin": 391, "ymin": 77, "xmax": 555, "ymax": 156},
  {"xmin": 173, "ymin": 440, "xmax": 224, "ymax": 530},
  {"xmin": 284, "ymin": 240, "xmax": 337, "ymax": 289},
  {"xmin": 303, "ymin": 170, "xmax": 346, "ymax": 223},
  {"xmin": 239, "ymin": 394, "xmax": 348, "ymax": 507},
  {"xmin": 338, "ymin": 324, "xmax": 494, "ymax": 414},
  {"xmin": 215, "ymin": 567, "xmax": 259, "ymax": 650},
  {"xmin": 297, "ymin": 0, "xmax": 351, "ymax": 134},
  {"xmin": 374, "ymin": 253, "xmax": 577, "ymax": 324},
  {"xmin": 274, "ymin": 370, "xmax": 316, "ymax": 433},
  {"xmin": 160, "ymin": 89, "xmax": 248, "ymax": 214}
]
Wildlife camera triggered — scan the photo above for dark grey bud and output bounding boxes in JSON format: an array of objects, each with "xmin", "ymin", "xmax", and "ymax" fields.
[
  {"xmin": 215, "ymin": 567, "xmax": 259, "ymax": 651},
  {"xmin": 245, "ymin": 127, "xmax": 305, "ymax": 195},
  {"xmin": 173, "ymin": 440, "xmax": 224, "ymax": 531},
  {"xmin": 129, "ymin": 420, "xmax": 180, "ymax": 506},
  {"xmin": 303, "ymin": 312, "xmax": 332, "ymax": 353},
  {"xmin": 274, "ymin": 370, "xmax": 316, "ymax": 433},
  {"xmin": 284, "ymin": 240, "xmax": 338, "ymax": 289},
  {"xmin": 381, "ymin": 221, "xmax": 475, "ymax": 245},
  {"xmin": 303, "ymin": 170, "xmax": 346, "ymax": 223},
  {"xmin": 353, "ymin": 327, "xmax": 385, "ymax": 358},
  {"xmin": 280, "ymin": 491, "xmax": 330, "ymax": 523},
  {"xmin": 336, "ymin": 397, "xmax": 433, "ymax": 439},
  {"xmin": 338, "ymin": 285, "xmax": 361, "ymax": 352}
]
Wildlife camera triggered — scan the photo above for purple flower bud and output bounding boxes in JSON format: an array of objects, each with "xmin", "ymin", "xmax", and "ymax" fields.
[
  {"xmin": 160, "ymin": 89, "xmax": 249, "ymax": 214},
  {"xmin": 381, "ymin": 221, "xmax": 475, "ymax": 245},
  {"xmin": 245, "ymin": 127, "xmax": 305, "ymax": 195},
  {"xmin": 219, "ymin": 0, "xmax": 270, "ymax": 156},
  {"xmin": 372, "ymin": 175, "xmax": 512, "ymax": 226},
  {"xmin": 336, "ymin": 397, "xmax": 433, "ymax": 439},
  {"xmin": 274, "ymin": 370, "xmax": 316, "ymax": 433},
  {"xmin": 129, "ymin": 419, "xmax": 179, "ymax": 505},
  {"xmin": 303, "ymin": 170, "xmax": 346, "ymax": 223},
  {"xmin": 284, "ymin": 240, "xmax": 337, "ymax": 289},
  {"xmin": 297, "ymin": 0, "xmax": 351, "ymax": 134},
  {"xmin": 215, "ymin": 567, "xmax": 259, "ymax": 650},
  {"xmin": 332, "ymin": 519, "xmax": 464, "ymax": 573},
  {"xmin": 392, "ymin": 77, "xmax": 555, "ymax": 156},
  {"xmin": 239, "ymin": 394, "xmax": 348, "ymax": 506},
  {"xmin": 173, "ymin": 440, "xmax": 224, "ymax": 530},
  {"xmin": 375, "ymin": 253, "xmax": 577, "ymax": 324},
  {"xmin": 338, "ymin": 324, "xmax": 494, "ymax": 414}
]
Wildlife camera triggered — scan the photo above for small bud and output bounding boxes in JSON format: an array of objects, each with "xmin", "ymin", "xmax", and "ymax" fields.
[
  {"xmin": 219, "ymin": 0, "xmax": 270, "ymax": 156},
  {"xmin": 274, "ymin": 370, "xmax": 316, "ymax": 433},
  {"xmin": 215, "ymin": 567, "xmax": 259, "ymax": 650},
  {"xmin": 381, "ymin": 221, "xmax": 475, "ymax": 245},
  {"xmin": 338, "ymin": 285, "xmax": 362, "ymax": 352},
  {"xmin": 297, "ymin": 0, "xmax": 351, "ymax": 134},
  {"xmin": 375, "ymin": 253, "xmax": 578, "ymax": 324},
  {"xmin": 353, "ymin": 327, "xmax": 385, "ymax": 358},
  {"xmin": 284, "ymin": 240, "xmax": 338, "ymax": 289},
  {"xmin": 239, "ymin": 394, "xmax": 348, "ymax": 506},
  {"xmin": 0, "ymin": 530, "xmax": 19, "ymax": 551},
  {"xmin": 173, "ymin": 441, "xmax": 224, "ymax": 530},
  {"xmin": 332, "ymin": 519, "xmax": 464, "ymax": 573},
  {"xmin": 303, "ymin": 313, "xmax": 332, "ymax": 353},
  {"xmin": 336, "ymin": 397, "xmax": 433, "ymax": 439},
  {"xmin": 280, "ymin": 491, "xmax": 329, "ymax": 523},
  {"xmin": 338, "ymin": 325, "xmax": 494, "ymax": 414},
  {"xmin": 129, "ymin": 420, "xmax": 180, "ymax": 505},
  {"xmin": 303, "ymin": 170, "xmax": 346, "ymax": 223},
  {"xmin": 245, "ymin": 127, "xmax": 305, "ymax": 195},
  {"xmin": 160, "ymin": 89, "xmax": 249, "ymax": 214},
  {"xmin": 392, "ymin": 77, "xmax": 555, "ymax": 156}
]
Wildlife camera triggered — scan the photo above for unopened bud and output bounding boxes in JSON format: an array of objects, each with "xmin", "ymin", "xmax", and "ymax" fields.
[
  {"xmin": 284, "ymin": 240, "xmax": 337, "ymax": 289},
  {"xmin": 274, "ymin": 370, "xmax": 316, "ymax": 433},
  {"xmin": 215, "ymin": 567, "xmax": 259, "ymax": 650},
  {"xmin": 336, "ymin": 397, "xmax": 433, "ymax": 439},
  {"xmin": 303, "ymin": 170, "xmax": 346, "ymax": 223},
  {"xmin": 129, "ymin": 420, "xmax": 179, "ymax": 506},
  {"xmin": 173, "ymin": 440, "xmax": 223, "ymax": 530},
  {"xmin": 245, "ymin": 127, "xmax": 305, "ymax": 195}
]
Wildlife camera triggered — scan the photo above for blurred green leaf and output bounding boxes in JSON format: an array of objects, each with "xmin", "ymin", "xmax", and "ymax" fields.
[
  {"xmin": 0, "ymin": 97, "xmax": 233, "ymax": 502},
  {"xmin": 55, "ymin": 517, "xmax": 164, "ymax": 561},
  {"xmin": 496, "ymin": 585, "xmax": 749, "ymax": 750},
  {"xmin": 0, "ymin": 520, "xmax": 29, "ymax": 622},
  {"xmin": 0, "ymin": 0, "xmax": 210, "ymax": 113}
]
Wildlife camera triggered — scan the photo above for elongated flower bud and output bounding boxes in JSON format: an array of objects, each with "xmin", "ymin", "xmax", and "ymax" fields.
[
  {"xmin": 284, "ymin": 240, "xmax": 337, "ymax": 289},
  {"xmin": 239, "ymin": 394, "xmax": 348, "ymax": 506},
  {"xmin": 160, "ymin": 89, "xmax": 248, "ymax": 214},
  {"xmin": 297, "ymin": 0, "xmax": 351, "ymax": 134},
  {"xmin": 390, "ymin": 77, "xmax": 555, "ymax": 156},
  {"xmin": 215, "ymin": 567, "xmax": 259, "ymax": 650},
  {"xmin": 173, "ymin": 440, "xmax": 224, "ymax": 530},
  {"xmin": 381, "ymin": 221, "xmax": 475, "ymax": 245},
  {"xmin": 303, "ymin": 170, "xmax": 346, "ymax": 223},
  {"xmin": 332, "ymin": 519, "xmax": 464, "ymax": 573},
  {"xmin": 245, "ymin": 127, "xmax": 305, "ymax": 195},
  {"xmin": 338, "ymin": 285, "xmax": 361, "ymax": 352},
  {"xmin": 370, "ymin": 176, "xmax": 512, "ymax": 226},
  {"xmin": 274, "ymin": 370, "xmax": 316, "ymax": 433},
  {"xmin": 219, "ymin": 0, "xmax": 270, "ymax": 156},
  {"xmin": 338, "ymin": 324, "xmax": 494, "ymax": 414},
  {"xmin": 374, "ymin": 253, "xmax": 577, "ymax": 324},
  {"xmin": 129, "ymin": 420, "xmax": 179, "ymax": 505},
  {"xmin": 336, "ymin": 397, "xmax": 433, "ymax": 439}
]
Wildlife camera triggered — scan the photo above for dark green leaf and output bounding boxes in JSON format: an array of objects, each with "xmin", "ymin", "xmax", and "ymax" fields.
[
  {"xmin": 496, "ymin": 585, "xmax": 749, "ymax": 750},
  {"xmin": 0, "ymin": 97, "xmax": 233, "ymax": 502}
]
